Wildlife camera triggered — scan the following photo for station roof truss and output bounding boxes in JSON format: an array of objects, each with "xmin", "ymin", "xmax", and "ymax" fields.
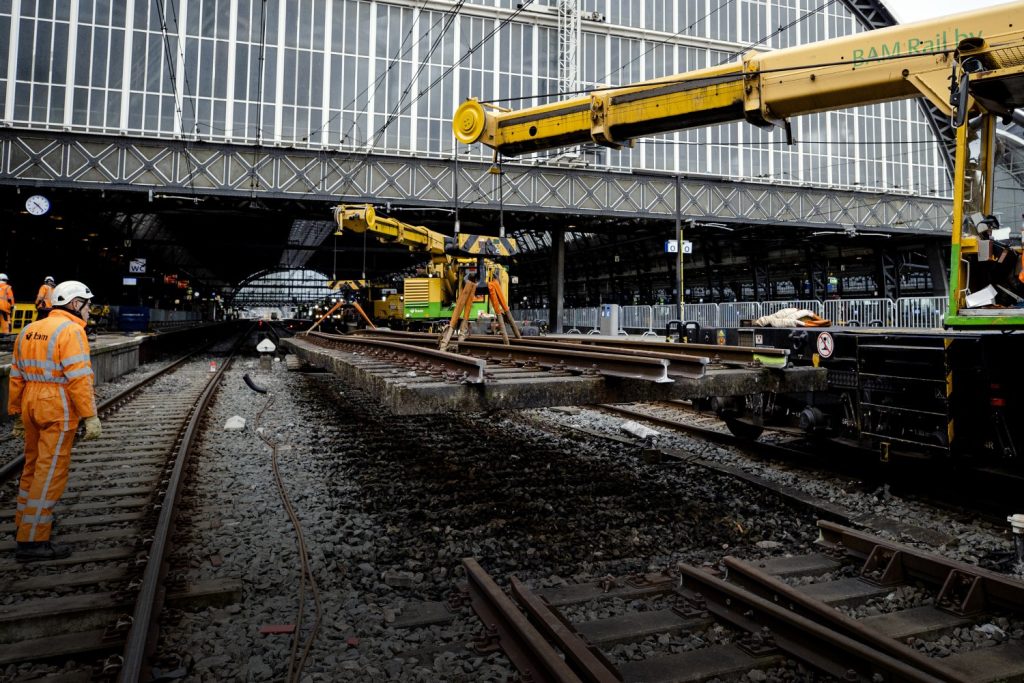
[
  {"xmin": 230, "ymin": 268, "xmax": 334, "ymax": 307},
  {"xmin": 0, "ymin": 0, "xmax": 960, "ymax": 300}
]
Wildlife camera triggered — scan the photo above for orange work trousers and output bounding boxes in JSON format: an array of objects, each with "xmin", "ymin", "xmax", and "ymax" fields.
[
  {"xmin": 0, "ymin": 308, "xmax": 10, "ymax": 334},
  {"xmin": 15, "ymin": 386, "xmax": 79, "ymax": 543}
]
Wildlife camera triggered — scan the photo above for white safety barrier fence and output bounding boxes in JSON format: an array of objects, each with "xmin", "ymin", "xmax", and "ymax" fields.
[
  {"xmin": 718, "ymin": 302, "xmax": 763, "ymax": 327},
  {"xmin": 895, "ymin": 296, "xmax": 947, "ymax": 328},
  {"xmin": 621, "ymin": 305, "xmax": 653, "ymax": 333},
  {"xmin": 682, "ymin": 303, "xmax": 720, "ymax": 329},
  {"xmin": 514, "ymin": 308, "xmax": 549, "ymax": 325},
  {"xmin": 760, "ymin": 300, "xmax": 824, "ymax": 317},
  {"xmin": 563, "ymin": 306, "xmax": 599, "ymax": 333},
  {"xmin": 520, "ymin": 297, "xmax": 948, "ymax": 333},
  {"xmin": 823, "ymin": 298, "xmax": 896, "ymax": 326},
  {"xmin": 651, "ymin": 305, "xmax": 679, "ymax": 333}
]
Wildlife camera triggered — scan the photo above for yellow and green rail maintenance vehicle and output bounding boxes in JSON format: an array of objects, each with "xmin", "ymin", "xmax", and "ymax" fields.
[{"xmin": 332, "ymin": 205, "xmax": 516, "ymax": 330}]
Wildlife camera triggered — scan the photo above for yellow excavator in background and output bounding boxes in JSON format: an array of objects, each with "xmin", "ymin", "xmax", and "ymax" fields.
[{"xmin": 331, "ymin": 204, "xmax": 519, "ymax": 332}]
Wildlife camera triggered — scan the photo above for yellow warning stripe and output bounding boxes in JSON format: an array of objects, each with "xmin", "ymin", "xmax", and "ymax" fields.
[{"xmin": 454, "ymin": 234, "xmax": 518, "ymax": 256}]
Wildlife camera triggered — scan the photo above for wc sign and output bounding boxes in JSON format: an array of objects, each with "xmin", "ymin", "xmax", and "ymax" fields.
[{"xmin": 129, "ymin": 258, "xmax": 147, "ymax": 274}]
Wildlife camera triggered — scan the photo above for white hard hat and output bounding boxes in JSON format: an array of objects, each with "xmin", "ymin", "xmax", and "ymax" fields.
[
  {"xmin": 52, "ymin": 280, "xmax": 94, "ymax": 306},
  {"xmin": 0, "ymin": 273, "xmax": 7, "ymax": 282},
  {"xmin": 44, "ymin": 276, "xmax": 55, "ymax": 284}
]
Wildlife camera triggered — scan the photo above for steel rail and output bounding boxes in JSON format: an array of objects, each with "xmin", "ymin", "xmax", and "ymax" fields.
[
  {"xmin": 344, "ymin": 330, "xmax": 679, "ymax": 382},
  {"xmin": 462, "ymin": 558, "xmax": 584, "ymax": 683},
  {"xmin": 455, "ymin": 340, "xmax": 674, "ymax": 383},
  {"xmin": 675, "ymin": 563, "xmax": 946, "ymax": 683},
  {"xmin": 473, "ymin": 338, "xmax": 708, "ymax": 379},
  {"xmin": 508, "ymin": 576, "xmax": 621, "ymax": 683},
  {"xmin": 0, "ymin": 351, "xmax": 200, "ymax": 483},
  {"xmin": 596, "ymin": 403, "xmax": 816, "ymax": 460},
  {"xmin": 118, "ymin": 340, "xmax": 243, "ymax": 681},
  {"xmin": 306, "ymin": 332, "xmax": 486, "ymax": 383},
  {"xmin": 354, "ymin": 329, "xmax": 710, "ymax": 372},
  {"xmin": 817, "ymin": 521, "xmax": 1024, "ymax": 613},
  {"xmin": 543, "ymin": 334, "xmax": 790, "ymax": 365},
  {"xmin": 723, "ymin": 557, "xmax": 965, "ymax": 682},
  {"xmin": 351, "ymin": 327, "xmax": 784, "ymax": 367},
  {"xmin": 313, "ymin": 331, "xmax": 677, "ymax": 382}
]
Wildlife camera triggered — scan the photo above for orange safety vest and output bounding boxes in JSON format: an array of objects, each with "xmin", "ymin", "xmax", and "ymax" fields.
[
  {"xmin": 8, "ymin": 309, "xmax": 96, "ymax": 424},
  {"xmin": 0, "ymin": 282, "xmax": 13, "ymax": 312},
  {"xmin": 36, "ymin": 283, "xmax": 53, "ymax": 310}
]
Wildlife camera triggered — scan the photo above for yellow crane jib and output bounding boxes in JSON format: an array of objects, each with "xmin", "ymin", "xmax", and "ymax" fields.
[
  {"xmin": 332, "ymin": 204, "xmax": 446, "ymax": 255},
  {"xmin": 452, "ymin": 2, "xmax": 1024, "ymax": 157}
]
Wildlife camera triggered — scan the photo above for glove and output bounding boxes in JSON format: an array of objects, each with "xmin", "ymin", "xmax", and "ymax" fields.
[
  {"xmin": 11, "ymin": 415, "xmax": 24, "ymax": 439},
  {"xmin": 83, "ymin": 416, "xmax": 102, "ymax": 441}
]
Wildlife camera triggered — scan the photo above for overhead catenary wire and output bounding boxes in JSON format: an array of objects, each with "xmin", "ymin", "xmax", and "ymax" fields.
[
  {"xmin": 357, "ymin": 0, "xmax": 538, "ymax": 153},
  {"xmin": 305, "ymin": 0, "xmax": 439, "ymax": 146},
  {"xmin": 325, "ymin": 0, "xmax": 533, "ymax": 203},
  {"xmin": 152, "ymin": 0, "xmax": 198, "ymax": 198},
  {"xmin": 477, "ymin": 45, "xmax": 966, "ymax": 106},
  {"xmin": 593, "ymin": 0, "xmax": 743, "ymax": 86},
  {"xmin": 368, "ymin": 0, "xmax": 467, "ymax": 151}
]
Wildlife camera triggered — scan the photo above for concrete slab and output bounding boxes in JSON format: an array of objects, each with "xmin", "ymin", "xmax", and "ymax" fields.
[{"xmin": 284, "ymin": 336, "xmax": 825, "ymax": 416}]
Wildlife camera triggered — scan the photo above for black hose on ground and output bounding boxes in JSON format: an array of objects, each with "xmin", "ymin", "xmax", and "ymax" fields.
[{"xmin": 243, "ymin": 373, "xmax": 268, "ymax": 394}]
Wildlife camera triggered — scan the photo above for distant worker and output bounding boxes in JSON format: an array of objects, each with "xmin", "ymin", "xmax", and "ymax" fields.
[
  {"xmin": 8, "ymin": 280, "xmax": 102, "ymax": 562},
  {"xmin": 35, "ymin": 276, "xmax": 55, "ymax": 314},
  {"xmin": 0, "ymin": 273, "xmax": 13, "ymax": 334}
]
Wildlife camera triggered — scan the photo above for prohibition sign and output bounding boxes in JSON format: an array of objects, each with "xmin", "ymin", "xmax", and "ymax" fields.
[{"xmin": 816, "ymin": 331, "xmax": 834, "ymax": 358}]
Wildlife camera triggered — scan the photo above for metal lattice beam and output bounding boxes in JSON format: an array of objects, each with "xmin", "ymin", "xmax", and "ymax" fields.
[{"xmin": 0, "ymin": 129, "xmax": 951, "ymax": 232}]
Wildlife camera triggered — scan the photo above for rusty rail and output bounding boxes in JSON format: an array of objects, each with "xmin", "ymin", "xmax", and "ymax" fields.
[
  {"xmin": 508, "ymin": 577, "xmax": 621, "ymax": 683},
  {"xmin": 460, "ymin": 518, "xmax": 1024, "ymax": 683},
  {"xmin": 543, "ymin": 334, "xmax": 789, "ymax": 366},
  {"xmin": 817, "ymin": 521, "xmax": 1024, "ymax": 614},
  {"xmin": 675, "ymin": 563, "xmax": 945, "ymax": 683},
  {"xmin": 456, "ymin": 339, "xmax": 674, "ymax": 383},
  {"xmin": 462, "ymin": 558, "xmax": 583, "ymax": 683},
  {"xmin": 307, "ymin": 332, "xmax": 487, "ymax": 383},
  {"xmin": 313, "ymin": 331, "xmax": 688, "ymax": 383}
]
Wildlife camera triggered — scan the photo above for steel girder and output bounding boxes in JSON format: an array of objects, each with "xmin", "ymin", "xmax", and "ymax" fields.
[{"xmin": 0, "ymin": 129, "xmax": 950, "ymax": 234}]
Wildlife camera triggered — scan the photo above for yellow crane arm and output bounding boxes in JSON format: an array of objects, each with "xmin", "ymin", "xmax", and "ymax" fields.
[
  {"xmin": 333, "ymin": 204, "xmax": 519, "ymax": 257},
  {"xmin": 333, "ymin": 204, "xmax": 447, "ymax": 255},
  {"xmin": 453, "ymin": 1, "xmax": 1024, "ymax": 156}
]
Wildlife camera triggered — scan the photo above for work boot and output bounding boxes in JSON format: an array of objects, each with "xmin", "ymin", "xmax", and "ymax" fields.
[{"xmin": 16, "ymin": 541, "xmax": 72, "ymax": 562}]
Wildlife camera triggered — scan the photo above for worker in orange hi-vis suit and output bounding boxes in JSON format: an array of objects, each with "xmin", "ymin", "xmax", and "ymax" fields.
[
  {"xmin": 35, "ymin": 276, "xmax": 55, "ymax": 314},
  {"xmin": 9, "ymin": 280, "xmax": 102, "ymax": 562},
  {"xmin": 0, "ymin": 273, "xmax": 13, "ymax": 334}
]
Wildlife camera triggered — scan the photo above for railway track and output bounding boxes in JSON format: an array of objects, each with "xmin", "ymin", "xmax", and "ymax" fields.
[
  {"xmin": 463, "ymin": 520, "xmax": 1024, "ymax": 683},
  {"xmin": 594, "ymin": 401, "xmax": 1024, "ymax": 527},
  {"xmin": 0, "ymin": 344, "xmax": 238, "ymax": 679}
]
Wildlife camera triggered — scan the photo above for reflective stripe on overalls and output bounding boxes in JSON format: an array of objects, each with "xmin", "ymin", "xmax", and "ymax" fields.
[{"xmin": 9, "ymin": 310, "xmax": 95, "ymax": 544}]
